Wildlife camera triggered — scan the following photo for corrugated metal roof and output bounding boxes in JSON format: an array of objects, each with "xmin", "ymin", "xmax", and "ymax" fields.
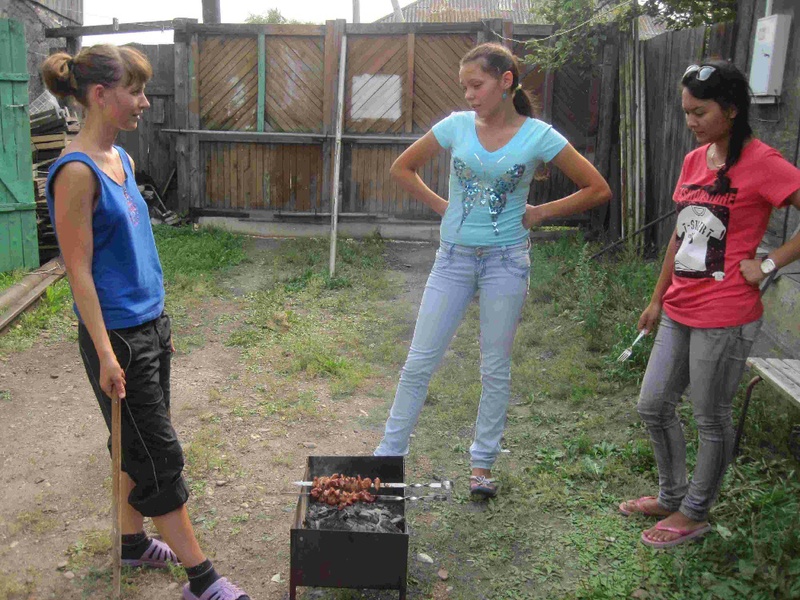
[
  {"xmin": 638, "ymin": 14, "xmax": 670, "ymax": 41},
  {"xmin": 375, "ymin": 0, "xmax": 547, "ymax": 24}
]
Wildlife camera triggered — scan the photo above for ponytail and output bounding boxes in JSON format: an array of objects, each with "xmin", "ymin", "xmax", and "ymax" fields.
[
  {"xmin": 512, "ymin": 85, "xmax": 534, "ymax": 118},
  {"xmin": 40, "ymin": 52, "xmax": 78, "ymax": 100},
  {"xmin": 41, "ymin": 44, "xmax": 152, "ymax": 106}
]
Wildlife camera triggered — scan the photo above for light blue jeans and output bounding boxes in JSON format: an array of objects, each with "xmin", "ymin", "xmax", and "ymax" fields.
[
  {"xmin": 375, "ymin": 239, "xmax": 531, "ymax": 469},
  {"xmin": 637, "ymin": 313, "xmax": 762, "ymax": 522}
]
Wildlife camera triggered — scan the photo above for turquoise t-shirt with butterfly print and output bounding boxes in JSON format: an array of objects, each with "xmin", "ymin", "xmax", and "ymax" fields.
[{"xmin": 432, "ymin": 111, "xmax": 568, "ymax": 247}]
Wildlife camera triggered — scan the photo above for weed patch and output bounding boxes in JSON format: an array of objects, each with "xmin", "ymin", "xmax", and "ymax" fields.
[
  {"xmin": 390, "ymin": 235, "xmax": 799, "ymax": 599},
  {"xmin": 0, "ymin": 279, "xmax": 74, "ymax": 354},
  {"xmin": 0, "ymin": 569, "xmax": 34, "ymax": 599},
  {"xmin": 66, "ymin": 528, "xmax": 112, "ymax": 570}
]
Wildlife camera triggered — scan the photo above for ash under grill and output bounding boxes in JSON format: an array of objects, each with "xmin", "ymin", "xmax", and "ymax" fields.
[{"xmin": 290, "ymin": 456, "xmax": 408, "ymax": 600}]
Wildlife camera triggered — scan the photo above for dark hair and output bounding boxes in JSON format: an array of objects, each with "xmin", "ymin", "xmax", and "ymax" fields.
[
  {"xmin": 681, "ymin": 59, "xmax": 752, "ymax": 195},
  {"xmin": 41, "ymin": 44, "xmax": 152, "ymax": 106},
  {"xmin": 460, "ymin": 42, "xmax": 535, "ymax": 118}
]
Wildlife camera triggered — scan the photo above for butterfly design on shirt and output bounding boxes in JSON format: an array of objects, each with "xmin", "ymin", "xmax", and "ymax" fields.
[{"xmin": 452, "ymin": 156, "xmax": 526, "ymax": 235}]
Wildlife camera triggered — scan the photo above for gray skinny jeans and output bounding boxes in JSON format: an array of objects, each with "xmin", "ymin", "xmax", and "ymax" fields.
[{"xmin": 637, "ymin": 312, "xmax": 762, "ymax": 522}]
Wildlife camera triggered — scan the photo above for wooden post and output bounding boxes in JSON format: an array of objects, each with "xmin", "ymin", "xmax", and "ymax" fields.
[
  {"xmin": 488, "ymin": 19, "xmax": 503, "ymax": 43},
  {"xmin": 322, "ymin": 20, "xmax": 345, "ymax": 208},
  {"xmin": 329, "ymin": 34, "xmax": 348, "ymax": 277},
  {"xmin": 592, "ymin": 42, "xmax": 618, "ymax": 232},
  {"xmin": 636, "ymin": 24, "xmax": 647, "ymax": 241},
  {"xmin": 202, "ymin": 0, "xmax": 221, "ymax": 24},
  {"xmin": 188, "ymin": 34, "xmax": 201, "ymax": 211},
  {"xmin": 625, "ymin": 34, "xmax": 636, "ymax": 240},
  {"xmin": 111, "ymin": 396, "xmax": 122, "ymax": 599},
  {"xmin": 174, "ymin": 25, "xmax": 190, "ymax": 213},
  {"xmin": 65, "ymin": 36, "xmax": 80, "ymax": 56},
  {"xmin": 405, "ymin": 32, "xmax": 415, "ymax": 133},
  {"xmin": 633, "ymin": 13, "xmax": 641, "ymax": 243},
  {"xmin": 502, "ymin": 20, "xmax": 514, "ymax": 50},
  {"xmin": 353, "ymin": 0, "xmax": 360, "ymax": 23},
  {"xmin": 257, "ymin": 33, "xmax": 266, "ymax": 132}
]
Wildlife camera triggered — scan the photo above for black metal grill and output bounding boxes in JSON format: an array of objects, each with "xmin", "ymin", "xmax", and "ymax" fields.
[{"xmin": 290, "ymin": 456, "xmax": 409, "ymax": 599}]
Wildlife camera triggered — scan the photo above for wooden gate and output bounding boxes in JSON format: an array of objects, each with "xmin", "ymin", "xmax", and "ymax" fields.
[{"xmin": 0, "ymin": 19, "xmax": 38, "ymax": 272}]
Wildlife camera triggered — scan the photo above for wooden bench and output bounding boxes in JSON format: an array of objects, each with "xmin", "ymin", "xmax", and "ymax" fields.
[{"xmin": 734, "ymin": 358, "xmax": 800, "ymax": 455}]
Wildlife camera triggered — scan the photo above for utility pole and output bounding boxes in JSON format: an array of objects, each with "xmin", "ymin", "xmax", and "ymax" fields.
[
  {"xmin": 391, "ymin": 0, "xmax": 405, "ymax": 21},
  {"xmin": 353, "ymin": 0, "xmax": 360, "ymax": 23},
  {"xmin": 202, "ymin": 0, "xmax": 221, "ymax": 24}
]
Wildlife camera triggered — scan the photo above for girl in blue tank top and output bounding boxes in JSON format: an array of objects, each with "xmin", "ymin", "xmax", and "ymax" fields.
[
  {"xmin": 42, "ymin": 45, "xmax": 249, "ymax": 600},
  {"xmin": 374, "ymin": 43, "xmax": 612, "ymax": 499}
]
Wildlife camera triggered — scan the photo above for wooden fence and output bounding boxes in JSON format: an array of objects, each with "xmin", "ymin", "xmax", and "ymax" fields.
[
  {"xmin": 641, "ymin": 23, "xmax": 736, "ymax": 248},
  {"xmin": 117, "ymin": 44, "xmax": 176, "ymax": 196},
  {"xmin": 155, "ymin": 19, "xmax": 607, "ymax": 224},
  {"xmin": 734, "ymin": 0, "xmax": 800, "ymax": 250}
]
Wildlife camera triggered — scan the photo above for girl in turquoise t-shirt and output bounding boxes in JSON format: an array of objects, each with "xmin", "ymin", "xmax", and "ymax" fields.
[{"xmin": 374, "ymin": 43, "xmax": 611, "ymax": 498}]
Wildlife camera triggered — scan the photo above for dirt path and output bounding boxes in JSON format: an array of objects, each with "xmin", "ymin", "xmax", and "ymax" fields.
[{"xmin": 0, "ymin": 240, "xmax": 435, "ymax": 600}]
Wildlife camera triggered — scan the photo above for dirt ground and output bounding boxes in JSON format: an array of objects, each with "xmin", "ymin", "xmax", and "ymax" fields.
[{"xmin": 0, "ymin": 240, "xmax": 436, "ymax": 600}]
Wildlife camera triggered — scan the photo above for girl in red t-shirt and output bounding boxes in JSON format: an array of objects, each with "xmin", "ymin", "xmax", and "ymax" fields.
[{"xmin": 619, "ymin": 61, "xmax": 800, "ymax": 548}]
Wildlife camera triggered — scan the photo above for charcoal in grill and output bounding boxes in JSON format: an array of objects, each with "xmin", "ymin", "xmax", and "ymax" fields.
[{"xmin": 305, "ymin": 502, "xmax": 404, "ymax": 534}]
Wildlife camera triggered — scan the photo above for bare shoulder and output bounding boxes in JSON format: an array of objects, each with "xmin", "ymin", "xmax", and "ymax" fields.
[
  {"xmin": 52, "ymin": 161, "xmax": 97, "ymax": 203},
  {"xmin": 54, "ymin": 160, "xmax": 95, "ymax": 183}
]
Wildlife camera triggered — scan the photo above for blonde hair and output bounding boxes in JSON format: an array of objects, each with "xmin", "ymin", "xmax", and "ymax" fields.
[{"xmin": 41, "ymin": 44, "xmax": 152, "ymax": 106}]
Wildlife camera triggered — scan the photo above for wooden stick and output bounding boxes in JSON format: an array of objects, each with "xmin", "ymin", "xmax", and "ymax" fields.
[
  {"xmin": 111, "ymin": 396, "xmax": 122, "ymax": 599},
  {"xmin": 328, "ymin": 34, "xmax": 348, "ymax": 277}
]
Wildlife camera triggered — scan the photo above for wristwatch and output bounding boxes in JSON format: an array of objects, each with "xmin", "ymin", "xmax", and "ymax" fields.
[{"xmin": 760, "ymin": 258, "xmax": 777, "ymax": 275}]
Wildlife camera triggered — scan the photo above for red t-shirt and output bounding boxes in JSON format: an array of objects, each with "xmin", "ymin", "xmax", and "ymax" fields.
[{"xmin": 662, "ymin": 139, "xmax": 800, "ymax": 328}]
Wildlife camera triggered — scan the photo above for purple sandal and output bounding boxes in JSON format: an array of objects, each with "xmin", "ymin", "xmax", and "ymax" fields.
[
  {"xmin": 121, "ymin": 537, "xmax": 180, "ymax": 569},
  {"xmin": 469, "ymin": 475, "xmax": 498, "ymax": 499},
  {"xmin": 182, "ymin": 577, "xmax": 249, "ymax": 600}
]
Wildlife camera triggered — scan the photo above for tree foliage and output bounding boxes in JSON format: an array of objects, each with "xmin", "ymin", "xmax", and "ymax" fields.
[
  {"xmin": 245, "ymin": 9, "xmax": 302, "ymax": 24},
  {"xmin": 639, "ymin": 0, "xmax": 736, "ymax": 29},
  {"xmin": 526, "ymin": 0, "xmax": 736, "ymax": 72}
]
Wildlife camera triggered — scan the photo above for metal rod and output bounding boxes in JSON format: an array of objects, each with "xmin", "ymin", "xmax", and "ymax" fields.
[
  {"xmin": 293, "ymin": 480, "xmax": 451, "ymax": 489},
  {"xmin": 329, "ymin": 34, "xmax": 348, "ymax": 277},
  {"xmin": 159, "ymin": 129, "xmax": 423, "ymax": 144},
  {"xmin": 560, "ymin": 208, "xmax": 677, "ymax": 276},
  {"xmin": 276, "ymin": 492, "xmax": 447, "ymax": 502}
]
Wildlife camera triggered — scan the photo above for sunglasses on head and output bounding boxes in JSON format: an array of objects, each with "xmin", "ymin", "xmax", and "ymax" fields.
[{"xmin": 683, "ymin": 64, "xmax": 716, "ymax": 81}]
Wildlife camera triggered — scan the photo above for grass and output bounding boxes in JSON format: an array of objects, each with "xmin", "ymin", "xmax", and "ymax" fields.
[
  {"xmin": 5, "ymin": 229, "xmax": 798, "ymax": 599},
  {"xmin": 222, "ymin": 235, "xmax": 395, "ymax": 400},
  {"xmin": 10, "ymin": 508, "xmax": 58, "ymax": 536},
  {"xmin": 0, "ymin": 225, "xmax": 247, "ymax": 357},
  {"xmin": 358, "ymin": 234, "xmax": 798, "ymax": 600},
  {"xmin": 0, "ymin": 270, "xmax": 24, "ymax": 295},
  {"xmin": 0, "ymin": 279, "xmax": 74, "ymax": 354},
  {"xmin": 66, "ymin": 528, "xmax": 112, "ymax": 570},
  {"xmin": 200, "ymin": 231, "xmax": 796, "ymax": 599},
  {"xmin": 0, "ymin": 570, "xmax": 34, "ymax": 600}
]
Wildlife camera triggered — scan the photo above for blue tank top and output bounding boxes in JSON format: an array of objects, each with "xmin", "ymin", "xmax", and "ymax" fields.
[{"xmin": 46, "ymin": 146, "xmax": 165, "ymax": 329}]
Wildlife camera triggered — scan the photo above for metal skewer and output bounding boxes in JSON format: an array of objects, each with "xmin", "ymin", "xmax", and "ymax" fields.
[
  {"xmin": 292, "ymin": 480, "xmax": 451, "ymax": 490},
  {"xmin": 264, "ymin": 491, "xmax": 449, "ymax": 502}
]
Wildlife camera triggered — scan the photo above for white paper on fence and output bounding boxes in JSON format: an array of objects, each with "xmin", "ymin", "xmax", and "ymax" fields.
[{"xmin": 351, "ymin": 74, "xmax": 402, "ymax": 121}]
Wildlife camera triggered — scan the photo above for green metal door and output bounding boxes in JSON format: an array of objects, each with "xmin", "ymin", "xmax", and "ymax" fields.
[{"xmin": 0, "ymin": 18, "xmax": 38, "ymax": 272}]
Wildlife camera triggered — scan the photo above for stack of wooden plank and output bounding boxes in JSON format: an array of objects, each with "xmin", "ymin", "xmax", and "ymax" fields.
[
  {"xmin": 29, "ymin": 106, "xmax": 81, "ymax": 262},
  {"xmin": 31, "ymin": 131, "xmax": 77, "ymax": 152},
  {"xmin": 30, "ymin": 107, "xmax": 80, "ymax": 162},
  {"xmin": 32, "ymin": 167, "xmax": 59, "ymax": 263}
]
